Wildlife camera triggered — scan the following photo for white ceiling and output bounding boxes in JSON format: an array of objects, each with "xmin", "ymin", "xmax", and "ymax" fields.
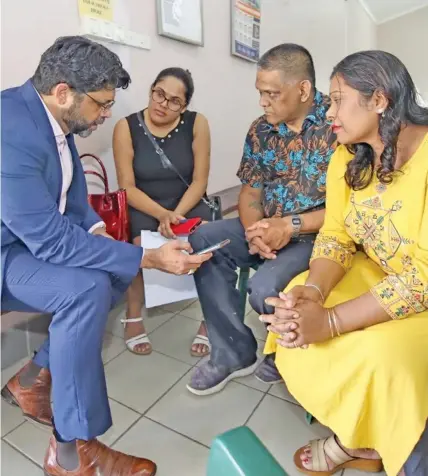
[{"xmin": 358, "ymin": 0, "xmax": 428, "ymax": 24}]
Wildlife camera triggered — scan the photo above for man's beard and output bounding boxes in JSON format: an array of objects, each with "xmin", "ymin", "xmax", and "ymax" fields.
[{"xmin": 63, "ymin": 102, "xmax": 105, "ymax": 137}]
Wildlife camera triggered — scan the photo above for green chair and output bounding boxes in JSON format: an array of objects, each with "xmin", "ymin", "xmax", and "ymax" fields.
[
  {"xmin": 238, "ymin": 267, "xmax": 315, "ymax": 426},
  {"xmin": 207, "ymin": 426, "xmax": 288, "ymax": 476}
]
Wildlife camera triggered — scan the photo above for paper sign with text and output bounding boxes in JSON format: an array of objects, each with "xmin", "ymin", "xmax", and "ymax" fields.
[{"xmin": 78, "ymin": 0, "xmax": 114, "ymax": 21}]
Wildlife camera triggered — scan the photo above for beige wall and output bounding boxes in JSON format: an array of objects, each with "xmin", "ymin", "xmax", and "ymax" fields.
[
  {"xmin": 346, "ymin": 0, "xmax": 377, "ymax": 53},
  {"xmin": 378, "ymin": 6, "xmax": 428, "ymax": 104},
  {"xmin": 1, "ymin": 0, "xmax": 375, "ymax": 193}
]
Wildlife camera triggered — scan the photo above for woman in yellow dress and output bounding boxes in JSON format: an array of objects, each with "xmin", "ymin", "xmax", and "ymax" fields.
[{"xmin": 261, "ymin": 51, "xmax": 428, "ymax": 476}]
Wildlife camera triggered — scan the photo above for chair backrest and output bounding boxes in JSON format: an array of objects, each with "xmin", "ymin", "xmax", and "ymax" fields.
[{"xmin": 207, "ymin": 426, "xmax": 287, "ymax": 476}]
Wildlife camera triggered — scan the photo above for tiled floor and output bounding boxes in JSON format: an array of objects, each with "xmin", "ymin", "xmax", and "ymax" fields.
[{"xmin": 1, "ymin": 297, "xmax": 386, "ymax": 476}]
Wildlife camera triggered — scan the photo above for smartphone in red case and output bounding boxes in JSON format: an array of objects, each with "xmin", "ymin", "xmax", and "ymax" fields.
[{"xmin": 170, "ymin": 217, "xmax": 202, "ymax": 236}]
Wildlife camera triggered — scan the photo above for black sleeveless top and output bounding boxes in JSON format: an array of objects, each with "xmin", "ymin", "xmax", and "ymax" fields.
[{"xmin": 126, "ymin": 109, "xmax": 211, "ymax": 239}]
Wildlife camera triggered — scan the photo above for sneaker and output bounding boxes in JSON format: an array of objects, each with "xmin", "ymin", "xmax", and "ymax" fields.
[
  {"xmin": 254, "ymin": 354, "xmax": 283, "ymax": 384},
  {"xmin": 187, "ymin": 359, "xmax": 258, "ymax": 396}
]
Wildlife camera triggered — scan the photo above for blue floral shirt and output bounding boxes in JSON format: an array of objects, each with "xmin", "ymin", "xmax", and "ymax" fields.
[{"xmin": 237, "ymin": 90, "xmax": 337, "ymax": 218}]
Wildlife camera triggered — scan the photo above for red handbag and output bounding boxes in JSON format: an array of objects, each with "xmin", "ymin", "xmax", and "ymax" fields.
[{"xmin": 80, "ymin": 153, "xmax": 130, "ymax": 242}]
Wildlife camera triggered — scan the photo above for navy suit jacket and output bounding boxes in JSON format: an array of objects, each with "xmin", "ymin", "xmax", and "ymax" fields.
[{"xmin": 1, "ymin": 80, "xmax": 142, "ymax": 296}]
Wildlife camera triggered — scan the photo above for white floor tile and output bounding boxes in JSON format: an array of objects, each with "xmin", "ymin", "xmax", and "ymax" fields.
[
  {"xmin": 149, "ymin": 315, "xmax": 203, "ymax": 365},
  {"xmin": 98, "ymin": 399, "xmax": 141, "ymax": 446},
  {"xmin": 178, "ymin": 301, "xmax": 204, "ymax": 321},
  {"xmin": 247, "ymin": 395, "xmax": 331, "ymax": 476},
  {"xmin": 1, "ymin": 441, "xmax": 44, "ymax": 476},
  {"xmin": 1, "ymin": 399, "xmax": 25, "ymax": 437},
  {"xmin": 107, "ymin": 306, "xmax": 175, "ymax": 338},
  {"xmin": 268, "ymin": 382, "xmax": 300, "ymax": 406},
  {"xmin": 160, "ymin": 299, "xmax": 197, "ymax": 314},
  {"xmin": 245, "ymin": 310, "xmax": 268, "ymax": 341},
  {"xmin": 5, "ymin": 421, "xmax": 50, "ymax": 466},
  {"xmin": 4, "ymin": 399, "xmax": 140, "ymax": 466},
  {"xmin": 113, "ymin": 417, "xmax": 209, "ymax": 476},
  {"xmin": 147, "ymin": 374, "xmax": 264, "ymax": 446},
  {"xmin": 104, "ymin": 351, "xmax": 191, "ymax": 413},
  {"xmin": 102, "ymin": 333, "xmax": 125, "ymax": 364},
  {"xmin": 1, "ymin": 358, "xmax": 31, "ymax": 438},
  {"xmin": 1, "ymin": 357, "xmax": 29, "ymax": 386}
]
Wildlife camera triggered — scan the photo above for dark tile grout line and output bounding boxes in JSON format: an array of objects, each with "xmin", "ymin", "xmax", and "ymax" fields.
[
  {"xmin": 2, "ymin": 299, "xmax": 289, "ymax": 469},
  {"xmin": 2, "ymin": 375, "xmax": 305, "ymax": 471},
  {"xmin": 3, "ymin": 303, "xmax": 268, "ymax": 469},
  {"xmin": 106, "ymin": 303, "xmax": 203, "ymax": 345},
  {"xmin": 102, "ymin": 310, "xmax": 196, "ymax": 367},
  {"xmin": 102, "ymin": 346, "xmax": 127, "ymax": 366},
  {"xmin": 109, "ymin": 366, "xmax": 195, "ymax": 449},
  {"xmin": 104, "ymin": 347, "xmax": 197, "ymax": 370},
  {"xmin": 107, "ymin": 396, "xmax": 144, "ymax": 416},
  {"xmin": 244, "ymin": 392, "xmax": 268, "ymax": 426},
  {"xmin": 0, "ymin": 313, "xmax": 194, "ymax": 470},
  {"xmin": 1, "ymin": 419, "xmax": 27, "ymax": 440},
  {"xmin": 1, "ymin": 437, "xmax": 45, "ymax": 470},
  {"xmin": 144, "ymin": 416, "xmax": 210, "ymax": 450},
  {"xmin": 265, "ymin": 391, "xmax": 303, "ymax": 409}
]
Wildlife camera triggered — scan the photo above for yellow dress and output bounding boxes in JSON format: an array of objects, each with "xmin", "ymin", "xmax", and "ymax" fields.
[{"xmin": 265, "ymin": 138, "xmax": 428, "ymax": 476}]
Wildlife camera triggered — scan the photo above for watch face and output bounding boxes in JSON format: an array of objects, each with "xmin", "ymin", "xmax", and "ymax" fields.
[{"xmin": 292, "ymin": 217, "xmax": 301, "ymax": 226}]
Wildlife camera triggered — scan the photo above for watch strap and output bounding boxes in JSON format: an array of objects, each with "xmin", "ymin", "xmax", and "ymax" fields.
[{"xmin": 291, "ymin": 214, "xmax": 302, "ymax": 238}]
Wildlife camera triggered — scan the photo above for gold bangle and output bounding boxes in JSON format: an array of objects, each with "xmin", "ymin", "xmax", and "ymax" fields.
[
  {"xmin": 331, "ymin": 308, "xmax": 341, "ymax": 337},
  {"xmin": 305, "ymin": 283, "xmax": 325, "ymax": 303},
  {"xmin": 327, "ymin": 309, "xmax": 335, "ymax": 339}
]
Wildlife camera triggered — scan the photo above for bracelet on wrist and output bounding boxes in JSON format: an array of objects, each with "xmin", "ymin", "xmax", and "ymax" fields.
[
  {"xmin": 305, "ymin": 283, "xmax": 325, "ymax": 303},
  {"xmin": 327, "ymin": 309, "xmax": 335, "ymax": 339},
  {"xmin": 327, "ymin": 307, "xmax": 342, "ymax": 339},
  {"xmin": 331, "ymin": 307, "xmax": 342, "ymax": 337}
]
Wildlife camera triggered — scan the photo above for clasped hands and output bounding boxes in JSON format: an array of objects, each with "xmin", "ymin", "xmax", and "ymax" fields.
[
  {"xmin": 245, "ymin": 217, "xmax": 292, "ymax": 260},
  {"xmin": 259, "ymin": 285, "xmax": 333, "ymax": 348}
]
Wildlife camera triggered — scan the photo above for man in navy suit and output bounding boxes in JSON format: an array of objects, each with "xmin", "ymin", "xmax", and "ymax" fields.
[{"xmin": 1, "ymin": 36, "xmax": 210, "ymax": 475}]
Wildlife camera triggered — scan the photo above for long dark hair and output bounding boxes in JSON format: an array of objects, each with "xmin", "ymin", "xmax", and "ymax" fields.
[
  {"xmin": 331, "ymin": 50, "xmax": 428, "ymax": 190},
  {"xmin": 152, "ymin": 67, "xmax": 194, "ymax": 105}
]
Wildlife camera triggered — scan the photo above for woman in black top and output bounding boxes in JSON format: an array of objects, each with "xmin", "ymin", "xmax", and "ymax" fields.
[{"xmin": 113, "ymin": 67, "xmax": 212, "ymax": 356}]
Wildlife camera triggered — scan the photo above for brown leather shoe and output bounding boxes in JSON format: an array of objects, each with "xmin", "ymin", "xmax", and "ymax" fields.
[
  {"xmin": 1, "ymin": 361, "xmax": 52, "ymax": 427},
  {"xmin": 44, "ymin": 436, "xmax": 157, "ymax": 475}
]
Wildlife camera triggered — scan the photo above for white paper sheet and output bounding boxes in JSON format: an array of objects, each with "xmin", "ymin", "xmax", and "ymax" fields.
[{"xmin": 141, "ymin": 231, "xmax": 198, "ymax": 308}]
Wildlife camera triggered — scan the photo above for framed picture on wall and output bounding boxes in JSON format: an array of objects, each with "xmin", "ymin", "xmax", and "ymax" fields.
[
  {"xmin": 231, "ymin": 0, "xmax": 261, "ymax": 62},
  {"xmin": 156, "ymin": 0, "xmax": 204, "ymax": 46}
]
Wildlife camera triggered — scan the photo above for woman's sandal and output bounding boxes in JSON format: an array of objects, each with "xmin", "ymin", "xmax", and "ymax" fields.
[
  {"xmin": 293, "ymin": 435, "xmax": 384, "ymax": 475},
  {"xmin": 190, "ymin": 334, "xmax": 211, "ymax": 357},
  {"xmin": 121, "ymin": 317, "xmax": 152, "ymax": 355}
]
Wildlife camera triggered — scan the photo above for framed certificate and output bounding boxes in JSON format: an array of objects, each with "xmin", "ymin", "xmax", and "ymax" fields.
[
  {"xmin": 231, "ymin": 0, "xmax": 261, "ymax": 63},
  {"xmin": 156, "ymin": 0, "xmax": 204, "ymax": 46}
]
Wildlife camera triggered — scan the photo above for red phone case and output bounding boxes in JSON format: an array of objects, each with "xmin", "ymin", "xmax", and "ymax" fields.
[{"xmin": 170, "ymin": 217, "xmax": 202, "ymax": 236}]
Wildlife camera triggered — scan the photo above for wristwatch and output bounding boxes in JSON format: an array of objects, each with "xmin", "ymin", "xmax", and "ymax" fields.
[{"xmin": 291, "ymin": 214, "xmax": 302, "ymax": 238}]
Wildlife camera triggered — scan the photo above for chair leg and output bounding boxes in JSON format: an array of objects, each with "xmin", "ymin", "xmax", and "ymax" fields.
[
  {"xmin": 305, "ymin": 412, "xmax": 315, "ymax": 425},
  {"xmin": 238, "ymin": 268, "xmax": 250, "ymax": 317}
]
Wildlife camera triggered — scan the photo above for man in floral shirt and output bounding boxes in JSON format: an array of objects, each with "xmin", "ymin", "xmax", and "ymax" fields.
[{"xmin": 188, "ymin": 44, "xmax": 337, "ymax": 395}]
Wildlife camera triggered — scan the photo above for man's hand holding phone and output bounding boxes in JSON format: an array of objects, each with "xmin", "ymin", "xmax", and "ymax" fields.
[{"xmin": 141, "ymin": 241, "xmax": 212, "ymax": 275}]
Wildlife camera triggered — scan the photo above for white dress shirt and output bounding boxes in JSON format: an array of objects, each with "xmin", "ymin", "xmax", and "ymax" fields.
[{"xmin": 39, "ymin": 95, "xmax": 104, "ymax": 233}]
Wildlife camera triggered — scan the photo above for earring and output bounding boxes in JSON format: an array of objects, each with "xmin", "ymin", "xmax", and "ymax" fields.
[{"xmin": 377, "ymin": 109, "xmax": 385, "ymax": 118}]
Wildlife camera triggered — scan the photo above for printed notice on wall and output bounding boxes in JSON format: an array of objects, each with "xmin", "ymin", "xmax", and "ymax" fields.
[{"xmin": 78, "ymin": 0, "xmax": 114, "ymax": 21}]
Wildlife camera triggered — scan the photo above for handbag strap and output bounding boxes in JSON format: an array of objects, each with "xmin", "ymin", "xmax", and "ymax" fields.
[
  {"xmin": 80, "ymin": 153, "xmax": 109, "ymax": 194},
  {"xmin": 136, "ymin": 111, "xmax": 217, "ymax": 211}
]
